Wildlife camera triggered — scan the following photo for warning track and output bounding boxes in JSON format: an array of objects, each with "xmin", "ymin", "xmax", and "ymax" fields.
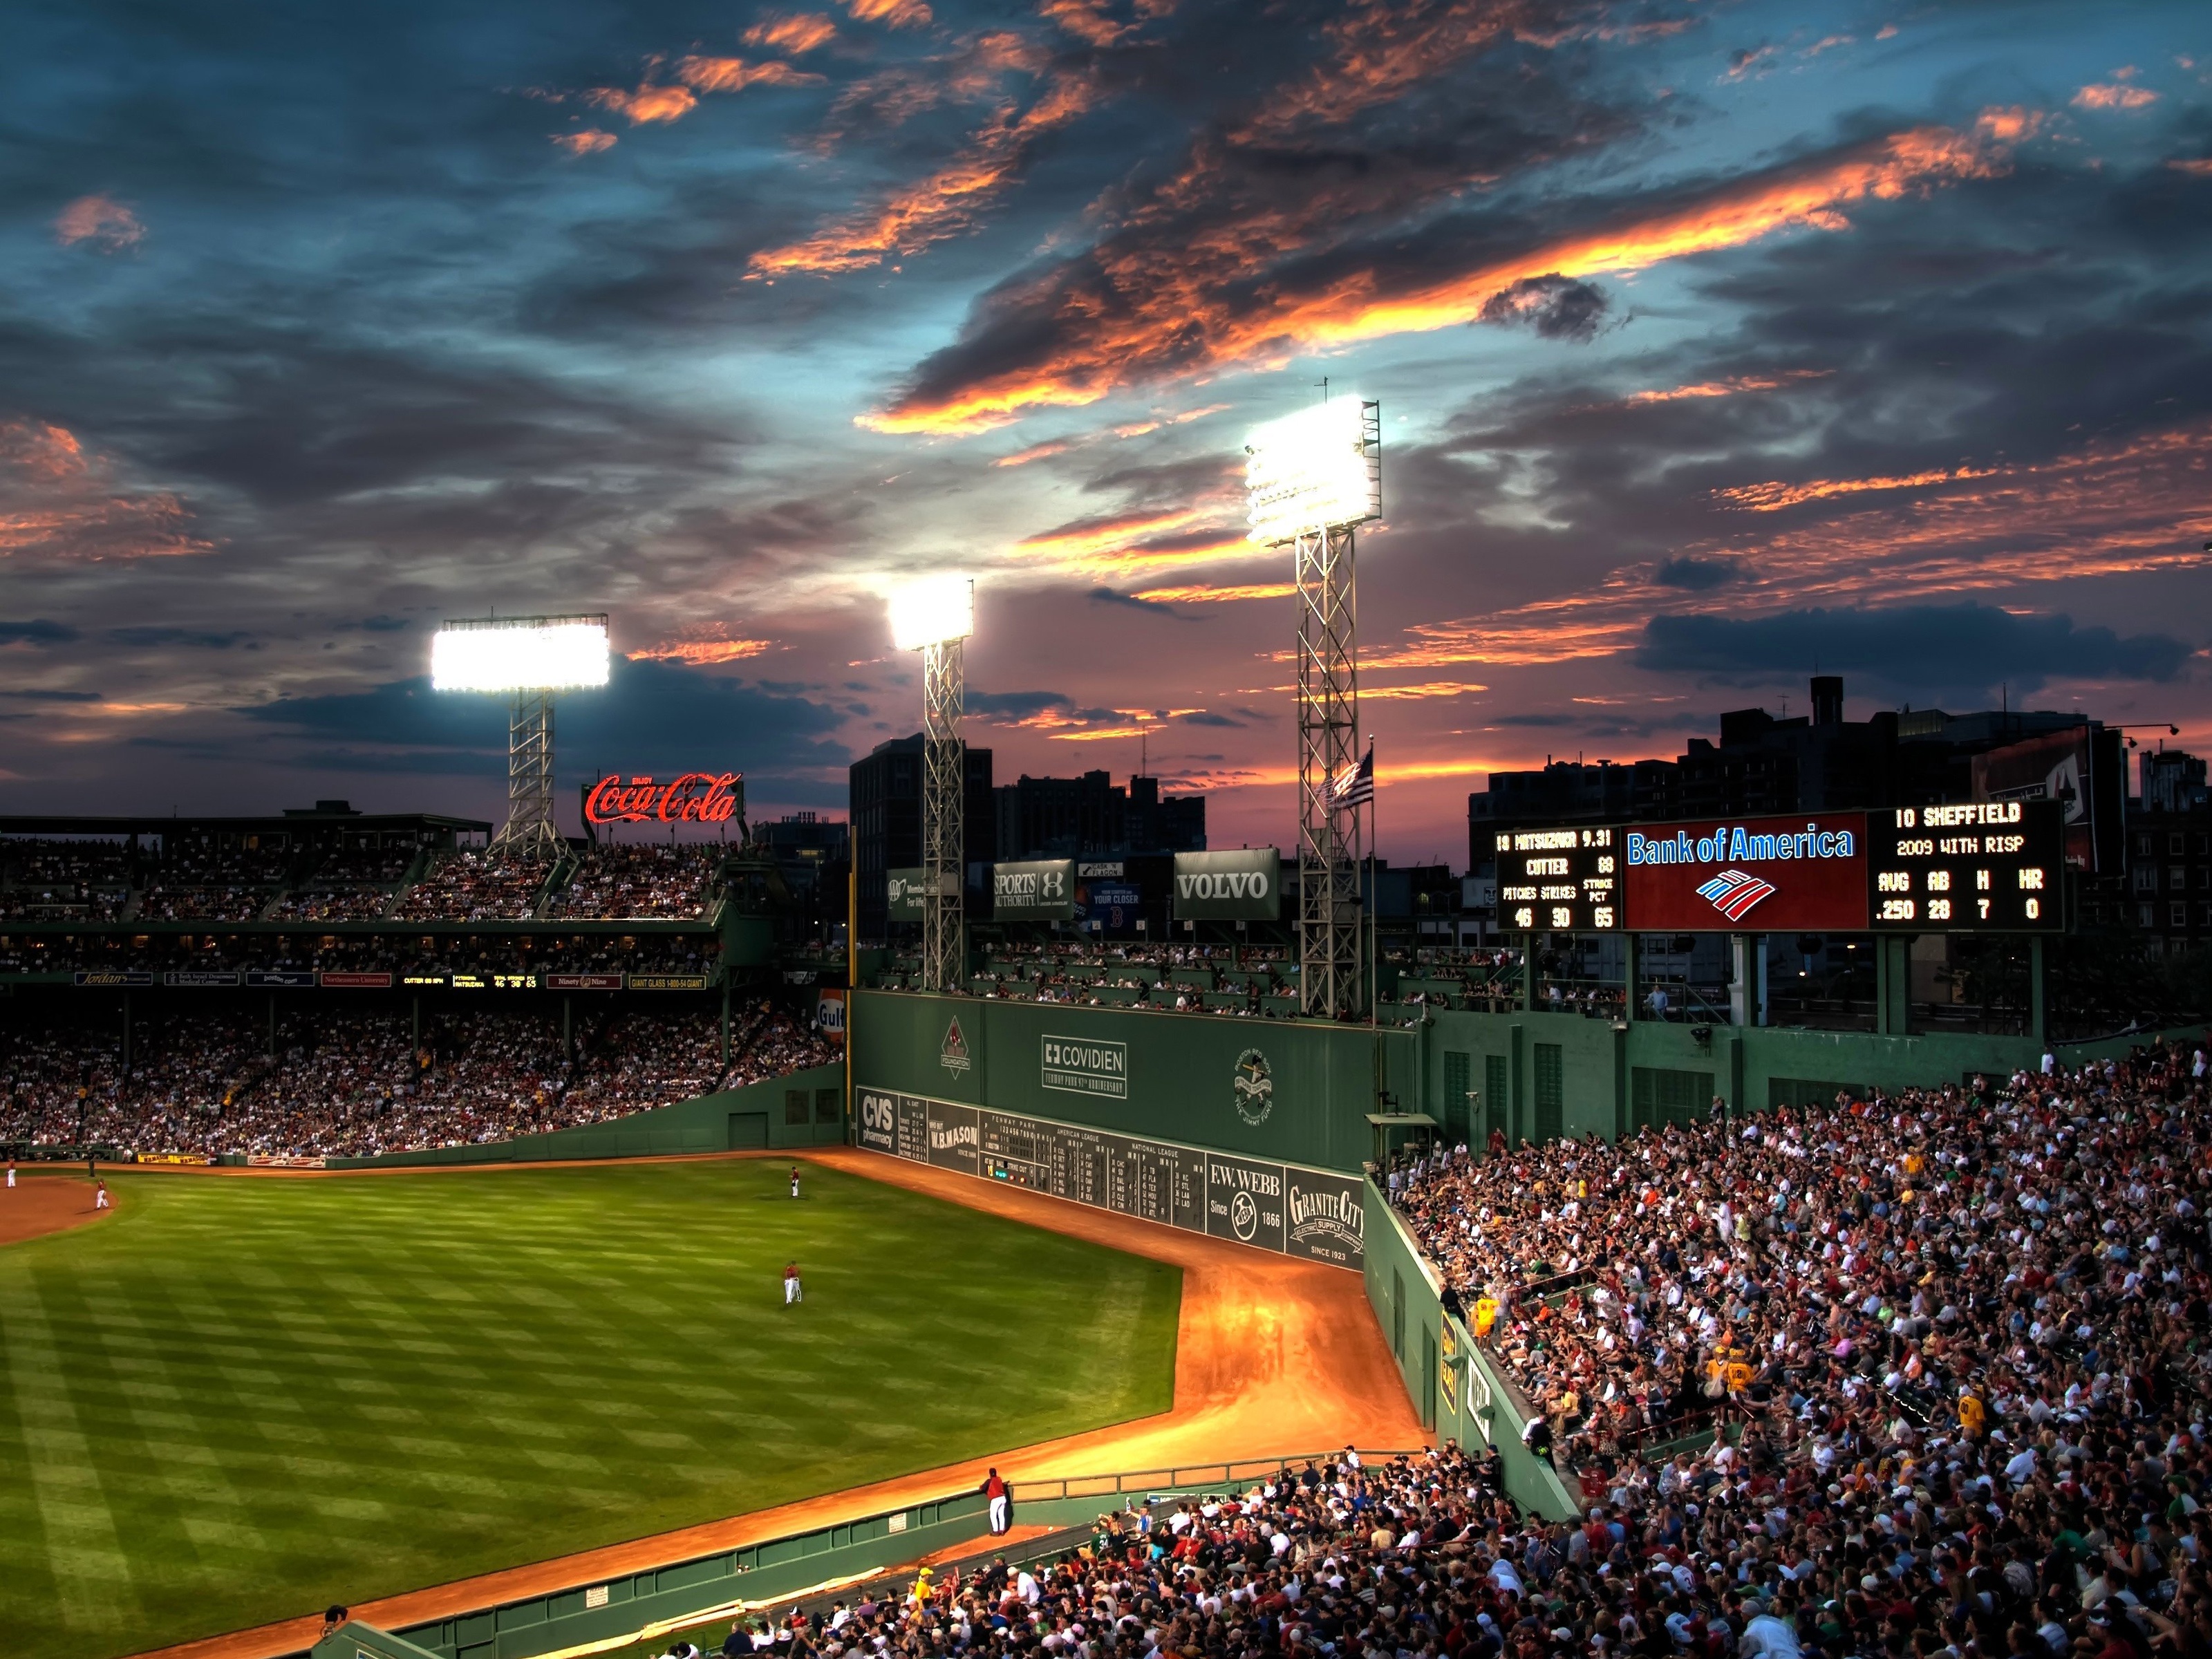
[{"xmin": 131, "ymin": 1144, "xmax": 1417, "ymax": 1659}]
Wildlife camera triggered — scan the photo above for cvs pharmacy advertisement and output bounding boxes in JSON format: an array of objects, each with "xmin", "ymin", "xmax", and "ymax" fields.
[{"xmin": 1623, "ymin": 812, "xmax": 1870, "ymax": 931}]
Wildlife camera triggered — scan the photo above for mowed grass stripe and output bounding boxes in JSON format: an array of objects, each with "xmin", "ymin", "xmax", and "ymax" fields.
[{"xmin": 0, "ymin": 1161, "xmax": 1179, "ymax": 1659}]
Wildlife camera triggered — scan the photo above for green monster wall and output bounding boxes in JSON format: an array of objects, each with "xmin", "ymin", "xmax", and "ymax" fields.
[{"xmin": 849, "ymin": 990, "xmax": 1418, "ymax": 1173}]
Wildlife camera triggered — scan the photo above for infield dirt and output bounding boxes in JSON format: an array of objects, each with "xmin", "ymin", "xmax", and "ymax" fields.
[{"xmin": 0, "ymin": 1171, "xmax": 118, "ymax": 1246}]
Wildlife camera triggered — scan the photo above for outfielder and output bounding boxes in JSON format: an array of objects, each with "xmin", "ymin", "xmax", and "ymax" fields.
[
  {"xmin": 981, "ymin": 1468, "xmax": 1010, "ymax": 1535},
  {"xmin": 782, "ymin": 1261, "xmax": 802, "ymax": 1306},
  {"xmin": 789, "ymin": 1165, "xmax": 801, "ymax": 1199}
]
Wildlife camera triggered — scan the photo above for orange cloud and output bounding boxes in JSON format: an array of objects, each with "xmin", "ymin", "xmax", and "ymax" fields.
[
  {"xmin": 843, "ymin": 0, "xmax": 933, "ymax": 28},
  {"xmin": 53, "ymin": 194, "xmax": 143, "ymax": 252},
  {"xmin": 675, "ymin": 56, "xmax": 825, "ymax": 94},
  {"xmin": 1716, "ymin": 464, "xmax": 2001, "ymax": 512},
  {"xmin": 1625, "ymin": 370, "xmax": 1830, "ymax": 404},
  {"xmin": 588, "ymin": 83, "xmax": 699, "ymax": 124},
  {"xmin": 1359, "ymin": 680, "xmax": 1490, "ymax": 701},
  {"xmin": 1130, "ymin": 582, "xmax": 1297, "ymax": 603},
  {"xmin": 1015, "ymin": 507, "xmax": 1208, "ymax": 562},
  {"xmin": 866, "ymin": 113, "xmax": 2031, "ymax": 433},
  {"xmin": 0, "ymin": 420, "xmax": 211, "ymax": 562},
  {"xmin": 552, "ymin": 129, "xmax": 618, "ymax": 156},
  {"xmin": 2073, "ymin": 82, "xmax": 2158, "ymax": 111},
  {"xmin": 751, "ymin": 70, "xmax": 1094, "ymax": 275},
  {"xmin": 994, "ymin": 439, "xmax": 1071, "ymax": 467},
  {"xmin": 626, "ymin": 637, "xmax": 773, "ymax": 665},
  {"xmin": 2166, "ymin": 158, "xmax": 2212, "ymax": 176},
  {"xmin": 743, "ymin": 12, "xmax": 838, "ymax": 53}
]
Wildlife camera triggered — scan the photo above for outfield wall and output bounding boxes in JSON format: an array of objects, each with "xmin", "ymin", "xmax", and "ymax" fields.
[
  {"xmin": 850, "ymin": 990, "xmax": 1416, "ymax": 1173},
  {"xmin": 324, "ymin": 1062, "xmax": 845, "ymax": 1169}
]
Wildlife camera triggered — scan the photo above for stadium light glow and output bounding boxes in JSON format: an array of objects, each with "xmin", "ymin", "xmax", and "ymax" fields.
[
  {"xmin": 887, "ymin": 574, "xmax": 975, "ymax": 651},
  {"xmin": 431, "ymin": 616, "xmax": 610, "ymax": 692},
  {"xmin": 1244, "ymin": 400, "xmax": 1380, "ymax": 545}
]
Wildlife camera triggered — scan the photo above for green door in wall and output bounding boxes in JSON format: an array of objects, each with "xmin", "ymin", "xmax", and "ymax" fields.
[
  {"xmin": 1631, "ymin": 1067, "xmax": 1713, "ymax": 1132},
  {"xmin": 1533, "ymin": 1043, "xmax": 1564, "ymax": 1143},
  {"xmin": 1483, "ymin": 1054, "xmax": 1509, "ymax": 1150},
  {"xmin": 1443, "ymin": 1051, "xmax": 1472, "ymax": 1145}
]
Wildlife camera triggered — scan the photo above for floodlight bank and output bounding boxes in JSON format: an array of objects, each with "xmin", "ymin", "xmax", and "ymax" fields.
[{"xmin": 431, "ymin": 617, "xmax": 611, "ymax": 693}]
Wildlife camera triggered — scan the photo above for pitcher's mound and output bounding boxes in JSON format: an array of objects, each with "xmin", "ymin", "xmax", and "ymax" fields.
[{"xmin": 0, "ymin": 1176, "xmax": 117, "ymax": 1248}]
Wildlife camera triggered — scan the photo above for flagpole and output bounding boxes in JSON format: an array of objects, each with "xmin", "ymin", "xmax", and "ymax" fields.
[{"xmin": 1368, "ymin": 736, "xmax": 1377, "ymax": 1029}]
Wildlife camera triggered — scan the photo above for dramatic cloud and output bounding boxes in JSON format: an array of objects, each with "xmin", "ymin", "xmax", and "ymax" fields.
[
  {"xmin": 866, "ymin": 112, "xmax": 2031, "ymax": 432},
  {"xmin": 53, "ymin": 194, "xmax": 143, "ymax": 251},
  {"xmin": 1633, "ymin": 603, "xmax": 2193, "ymax": 694},
  {"xmin": 744, "ymin": 13, "xmax": 839, "ymax": 53},
  {"xmin": 1478, "ymin": 274, "xmax": 1611, "ymax": 341},
  {"xmin": 552, "ymin": 129, "xmax": 618, "ymax": 156},
  {"xmin": 0, "ymin": 420, "xmax": 210, "ymax": 562}
]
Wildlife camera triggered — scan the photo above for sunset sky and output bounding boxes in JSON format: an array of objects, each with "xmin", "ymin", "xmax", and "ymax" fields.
[{"xmin": 3, "ymin": 0, "xmax": 2209, "ymax": 859}]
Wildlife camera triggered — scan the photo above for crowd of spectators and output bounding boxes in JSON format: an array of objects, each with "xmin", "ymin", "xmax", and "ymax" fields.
[
  {"xmin": 0, "ymin": 932, "xmax": 721, "ymax": 978},
  {"xmin": 555, "ymin": 844, "xmax": 724, "ymax": 920},
  {"xmin": 1374, "ymin": 1034, "xmax": 2212, "ymax": 1659},
  {"xmin": 0, "ymin": 837, "xmax": 133, "ymax": 919},
  {"xmin": 393, "ymin": 852, "xmax": 553, "ymax": 921},
  {"xmin": 0, "ymin": 997, "xmax": 837, "ymax": 1159}
]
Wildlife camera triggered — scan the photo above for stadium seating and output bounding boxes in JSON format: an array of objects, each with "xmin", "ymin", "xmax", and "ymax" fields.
[{"xmin": 0, "ymin": 1000, "xmax": 837, "ymax": 1159}]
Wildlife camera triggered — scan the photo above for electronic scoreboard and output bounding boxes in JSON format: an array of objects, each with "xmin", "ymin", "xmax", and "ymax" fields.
[
  {"xmin": 1494, "ymin": 825, "xmax": 1621, "ymax": 932},
  {"xmin": 1866, "ymin": 800, "xmax": 2065, "ymax": 932}
]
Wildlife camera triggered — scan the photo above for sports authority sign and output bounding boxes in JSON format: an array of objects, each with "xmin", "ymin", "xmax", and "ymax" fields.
[
  {"xmin": 1623, "ymin": 813, "xmax": 1870, "ymax": 932},
  {"xmin": 992, "ymin": 859, "xmax": 1076, "ymax": 920},
  {"xmin": 854, "ymin": 1086, "xmax": 1363, "ymax": 1269},
  {"xmin": 584, "ymin": 771, "xmax": 743, "ymax": 826}
]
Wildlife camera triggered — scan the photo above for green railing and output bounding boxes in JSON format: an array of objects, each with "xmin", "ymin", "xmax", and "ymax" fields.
[{"xmin": 308, "ymin": 1448, "xmax": 1423, "ymax": 1659}]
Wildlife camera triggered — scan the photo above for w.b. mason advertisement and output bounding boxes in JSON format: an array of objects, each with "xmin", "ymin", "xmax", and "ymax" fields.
[{"xmin": 854, "ymin": 1086, "xmax": 1365, "ymax": 1269}]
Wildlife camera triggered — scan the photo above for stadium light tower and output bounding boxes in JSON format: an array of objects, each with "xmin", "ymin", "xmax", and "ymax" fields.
[
  {"xmin": 1244, "ymin": 399, "xmax": 1381, "ymax": 1019},
  {"xmin": 431, "ymin": 615, "xmax": 610, "ymax": 857},
  {"xmin": 889, "ymin": 575, "xmax": 974, "ymax": 993}
]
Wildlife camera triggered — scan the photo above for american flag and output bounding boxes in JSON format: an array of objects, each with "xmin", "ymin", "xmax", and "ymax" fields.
[{"xmin": 1332, "ymin": 744, "xmax": 1375, "ymax": 809}]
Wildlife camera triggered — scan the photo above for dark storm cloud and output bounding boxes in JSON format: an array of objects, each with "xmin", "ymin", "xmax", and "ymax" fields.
[
  {"xmin": 1478, "ymin": 274, "xmax": 1609, "ymax": 341},
  {"xmin": 1087, "ymin": 587, "xmax": 1182, "ymax": 614},
  {"xmin": 238, "ymin": 660, "xmax": 850, "ymax": 782},
  {"xmin": 969, "ymin": 690, "xmax": 1074, "ymax": 720},
  {"xmin": 1634, "ymin": 604, "xmax": 2193, "ymax": 695},
  {"xmin": 1653, "ymin": 557, "xmax": 1741, "ymax": 592},
  {"xmin": 0, "ymin": 688, "xmax": 100, "ymax": 702},
  {"xmin": 0, "ymin": 620, "xmax": 80, "ymax": 645},
  {"xmin": 1178, "ymin": 711, "xmax": 1243, "ymax": 727},
  {"xmin": 108, "ymin": 626, "xmax": 255, "ymax": 649}
]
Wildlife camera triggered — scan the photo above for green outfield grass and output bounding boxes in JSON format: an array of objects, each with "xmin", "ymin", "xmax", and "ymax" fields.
[{"xmin": 0, "ymin": 1160, "xmax": 1181, "ymax": 1659}]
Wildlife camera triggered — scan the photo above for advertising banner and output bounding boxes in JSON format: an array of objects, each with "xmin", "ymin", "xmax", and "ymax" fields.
[
  {"xmin": 815, "ymin": 987, "xmax": 846, "ymax": 1041},
  {"xmin": 886, "ymin": 868, "xmax": 930, "ymax": 921},
  {"xmin": 545, "ymin": 973, "xmax": 623, "ymax": 991},
  {"xmin": 628, "ymin": 974, "xmax": 711, "ymax": 991},
  {"xmin": 1077, "ymin": 881, "xmax": 1143, "ymax": 932},
  {"xmin": 992, "ymin": 859, "xmax": 1076, "ymax": 920},
  {"xmin": 243, "ymin": 970, "xmax": 318, "ymax": 989},
  {"xmin": 1622, "ymin": 813, "xmax": 1869, "ymax": 932},
  {"xmin": 854, "ymin": 1086, "xmax": 1362, "ymax": 1270},
  {"xmin": 584, "ymin": 771, "xmax": 742, "ymax": 826},
  {"xmin": 1040, "ymin": 1032, "xmax": 1128, "ymax": 1100},
  {"xmin": 1970, "ymin": 727, "xmax": 2118, "ymax": 872},
  {"xmin": 320, "ymin": 971, "xmax": 394, "ymax": 988},
  {"xmin": 75, "ymin": 970, "xmax": 152, "ymax": 987},
  {"xmin": 164, "ymin": 971, "xmax": 241, "ymax": 988},
  {"xmin": 1172, "ymin": 848, "xmax": 1280, "ymax": 921}
]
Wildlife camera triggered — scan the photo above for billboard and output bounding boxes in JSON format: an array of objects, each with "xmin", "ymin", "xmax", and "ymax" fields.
[
  {"xmin": 1492, "ymin": 825, "xmax": 1620, "ymax": 932},
  {"xmin": 1970, "ymin": 727, "xmax": 2120, "ymax": 874},
  {"xmin": 814, "ymin": 987, "xmax": 845, "ymax": 1041},
  {"xmin": 584, "ymin": 771, "xmax": 742, "ymax": 826},
  {"xmin": 993, "ymin": 858, "xmax": 1076, "ymax": 920},
  {"xmin": 1172, "ymin": 848, "xmax": 1280, "ymax": 921},
  {"xmin": 886, "ymin": 867, "xmax": 930, "ymax": 921},
  {"xmin": 1623, "ymin": 814, "xmax": 1870, "ymax": 932}
]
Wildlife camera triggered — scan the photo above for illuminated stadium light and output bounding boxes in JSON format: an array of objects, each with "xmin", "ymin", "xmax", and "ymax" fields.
[
  {"xmin": 431, "ymin": 614, "xmax": 610, "ymax": 856},
  {"xmin": 886, "ymin": 574, "xmax": 975, "ymax": 651},
  {"xmin": 431, "ymin": 615, "xmax": 610, "ymax": 692},
  {"xmin": 1244, "ymin": 400, "xmax": 1381, "ymax": 546}
]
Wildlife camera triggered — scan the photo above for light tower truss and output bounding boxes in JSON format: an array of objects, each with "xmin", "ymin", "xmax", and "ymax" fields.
[
  {"xmin": 920, "ymin": 637, "xmax": 966, "ymax": 993},
  {"xmin": 494, "ymin": 688, "xmax": 563, "ymax": 858}
]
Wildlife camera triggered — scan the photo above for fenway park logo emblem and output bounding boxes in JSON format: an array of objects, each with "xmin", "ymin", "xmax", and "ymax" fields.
[
  {"xmin": 1232, "ymin": 1049, "xmax": 1275, "ymax": 1126},
  {"xmin": 939, "ymin": 1016, "xmax": 973, "ymax": 1076},
  {"xmin": 1696, "ymin": 868, "xmax": 1777, "ymax": 922}
]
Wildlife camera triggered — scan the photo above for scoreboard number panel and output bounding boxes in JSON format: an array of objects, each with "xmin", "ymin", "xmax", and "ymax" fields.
[
  {"xmin": 1494, "ymin": 825, "xmax": 1621, "ymax": 932},
  {"xmin": 1867, "ymin": 801, "xmax": 2064, "ymax": 932}
]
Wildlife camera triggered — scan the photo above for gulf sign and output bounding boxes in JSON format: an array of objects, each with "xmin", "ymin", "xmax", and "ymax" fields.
[
  {"xmin": 585, "ymin": 771, "xmax": 742, "ymax": 825},
  {"xmin": 1623, "ymin": 813, "xmax": 1869, "ymax": 932}
]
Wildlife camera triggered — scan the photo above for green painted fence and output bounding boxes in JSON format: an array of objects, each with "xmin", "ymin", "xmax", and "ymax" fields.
[
  {"xmin": 850, "ymin": 990, "xmax": 1416, "ymax": 1173},
  {"xmin": 325, "ymin": 1063, "xmax": 846, "ymax": 1169},
  {"xmin": 1359, "ymin": 1176, "xmax": 1580, "ymax": 1523}
]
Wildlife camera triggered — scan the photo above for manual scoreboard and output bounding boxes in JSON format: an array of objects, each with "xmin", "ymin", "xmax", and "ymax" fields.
[
  {"xmin": 1494, "ymin": 825, "xmax": 1621, "ymax": 932},
  {"xmin": 1866, "ymin": 800, "xmax": 2064, "ymax": 932}
]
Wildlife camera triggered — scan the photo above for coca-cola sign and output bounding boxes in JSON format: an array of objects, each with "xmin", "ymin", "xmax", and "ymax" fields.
[{"xmin": 585, "ymin": 771, "xmax": 743, "ymax": 825}]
